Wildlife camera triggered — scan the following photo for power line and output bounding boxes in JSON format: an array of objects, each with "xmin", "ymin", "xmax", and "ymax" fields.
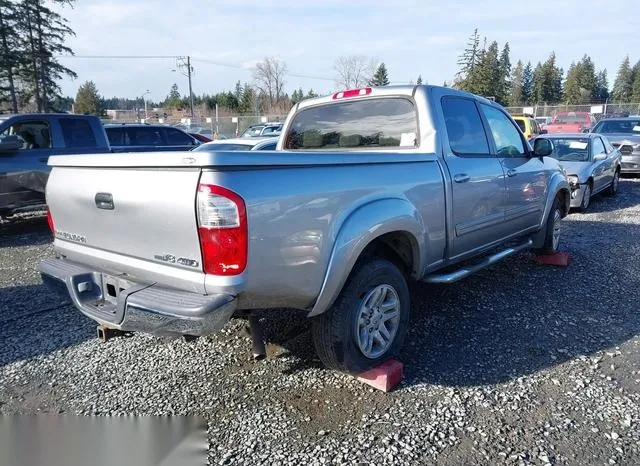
[{"xmin": 55, "ymin": 54, "xmax": 336, "ymax": 82}]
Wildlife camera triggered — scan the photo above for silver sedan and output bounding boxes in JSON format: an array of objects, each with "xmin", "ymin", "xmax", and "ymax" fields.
[{"xmin": 535, "ymin": 133, "xmax": 622, "ymax": 211}]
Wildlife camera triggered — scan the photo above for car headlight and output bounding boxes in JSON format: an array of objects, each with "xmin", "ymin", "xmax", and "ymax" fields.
[{"xmin": 567, "ymin": 175, "xmax": 579, "ymax": 187}]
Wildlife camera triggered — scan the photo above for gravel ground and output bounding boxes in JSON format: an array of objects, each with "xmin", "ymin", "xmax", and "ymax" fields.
[{"xmin": 1, "ymin": 180, "xmax": 640, "ymax": 465}]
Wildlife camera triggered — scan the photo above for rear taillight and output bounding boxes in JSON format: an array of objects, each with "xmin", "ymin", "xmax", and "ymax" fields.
[
  {"xmin": 196, "ymin": 184, "xmax": 247, "ymax": 276},
  {"xmin": 332, "ymin": 87, "xmax": 372, "ymax": 100},
  {"xmin": 46, "ymin": 207, "xmax": 54, "ymax": 233}
]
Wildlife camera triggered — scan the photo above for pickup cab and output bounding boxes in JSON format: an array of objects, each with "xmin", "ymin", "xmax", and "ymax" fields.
[
  {"xmin": 0, "ymin": 113, "xmax": 110, "ymax": 219},
  {"xmin": 39, "ymin": 85, "xmax": 570, "ymax": 373}
]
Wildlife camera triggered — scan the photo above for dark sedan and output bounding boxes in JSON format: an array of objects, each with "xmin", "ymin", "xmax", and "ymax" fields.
[{"xmin": 590, "ymin": 118, "xmax": 640, "ymax": 174}]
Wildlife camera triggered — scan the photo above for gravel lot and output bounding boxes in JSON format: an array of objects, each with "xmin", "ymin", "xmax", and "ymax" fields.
[{"xmin": 1, "ymin": 179, "xmax": 640, "ymax": 465}]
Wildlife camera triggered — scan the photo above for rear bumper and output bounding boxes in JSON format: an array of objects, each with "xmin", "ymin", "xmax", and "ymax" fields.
[
  {"xmin": 39, "ymin": 257, "xmax": 237, "ymax": 336},
  {"xmin": 621, "ymin": 154, "xmax": 640, "ymax": 174}
]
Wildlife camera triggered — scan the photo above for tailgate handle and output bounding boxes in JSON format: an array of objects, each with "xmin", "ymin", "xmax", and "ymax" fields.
[{"xmin": 95, "ymin": 192, "xmax": 114, "ymax": 210}]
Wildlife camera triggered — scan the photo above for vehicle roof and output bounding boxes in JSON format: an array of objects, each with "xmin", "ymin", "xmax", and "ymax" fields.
[
  {"xmin": 595, "ymin": 117, "xmax": 640, "ymax": 122},
  {"xmin": 200, "ymin": 137, "xmax": 272, "ymax": 146},
  {"xmin": 537, "ymin": 132, "xmax": 599, "ymax": 139},
  {"xmin": 0, "ymin": 113, "xmax": 96, "ymax": 119},
  {"xmin": 293, "ymin": 84, "xmax": 500, "ymax": 111},
  {"xmin": 245, "ymin": 122, "xmax": 283, "ymax": 127},
  {"xmin": 103, "ymin": 123, "xmax": 181, "ymax": 129}
]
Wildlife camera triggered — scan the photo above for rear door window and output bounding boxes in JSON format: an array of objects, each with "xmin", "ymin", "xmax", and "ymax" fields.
[
  {"xmin": 441, "ymin": 97, "xmax": 490, "ymax": 156},
  {"xmin": 165, "ymin": 128, "xmax": 194, "ymax": 146},
  {"xmin": 59, "ymin": 118, "xmax": 97, "ymax": 148},
  {"xmin": 283, "ymin": 98, "xmax": 418, "ymax": 150},
  {"xmin": 105, "ymin": 127, "xmax": 126, "ymax": 146},
  {"xmin": 125, "ymin": 127, "xmax": 164, "ymax": 146}
]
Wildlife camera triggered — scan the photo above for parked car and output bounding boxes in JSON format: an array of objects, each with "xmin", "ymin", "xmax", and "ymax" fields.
[
  {"xmin": 0, "ymin": 113, "xmax": 110, "ymax": 219},
  {"xmin": 39, "ymin": 85, "xmax": 570, "ymax": 373},
  {"xmin": 193, "ymin": 137, "xmax": 278, "ymax": 152},
  {"xmin": 512, "ymin": 115, "xmax": 545, "ymax": 140},
  {"xmin": 589, "ymin": 117, "xmax": 640, "ymax": 175},
  {"xmin": 544, "ymin": 112, "xmax": 596, "ymax": 134},
  {"xmin": 534, "ymin": 133, "xmax": 621, "ymax": 211},
  {"xmin": 239, "ymin": 123, "xmax": 283, "ymax": 138},
  {"xmin": 104, "ymin": 123, "xmax": 200, "ymax": 152},
  {"xmin": 190, "ymin": 132, "xmax": 212, "ymax": 143}
]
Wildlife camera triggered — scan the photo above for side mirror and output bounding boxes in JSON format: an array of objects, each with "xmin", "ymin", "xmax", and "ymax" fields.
[
  {"xmin": 540, "ymin": 129, "xmax": 548, "ymax": 134},
  {"xmin": 593, "ymin": 153, "xmax": 607, "ymax": 162},
  {"xmin": 533, "ymin": 138, "xmax": 553, "ymax": 157},
  {"xmin": 0, "ymin": 135, "xmax": 23, "ymax": 153}
]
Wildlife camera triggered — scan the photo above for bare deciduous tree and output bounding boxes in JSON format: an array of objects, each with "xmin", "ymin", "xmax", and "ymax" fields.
[
  {"xmin": 333, "ymin": 55, "xmax": 377, "ymax": 89},
  {"xmin": 253, "ymin": 57, "xmax": 287, "ymax": 107}
]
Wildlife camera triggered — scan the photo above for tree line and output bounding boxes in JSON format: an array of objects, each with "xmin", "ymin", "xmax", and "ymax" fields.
[
  {"xmin": 454, "ymin": 29, "xmax": 640, "ymax": 107},
  {"xmin": 0, "ymin": 0, "xmax": 76, "ymax": 113}
]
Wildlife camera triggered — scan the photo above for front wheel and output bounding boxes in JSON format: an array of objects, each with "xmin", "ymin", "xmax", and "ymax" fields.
[
  {"xmin": 533, "ymin": 196, "xmax": 563, "ymax": 254},
  {"xmin": 578, "ymin": 182, "xmax": 592, "ymax": 212},
  {"xmin": 311, "ymin": 258, "xmax": 410, "ymax": 373},
  {"xmin": 606, "ymin": 170, "xmax": 620, "ymax": 196}
]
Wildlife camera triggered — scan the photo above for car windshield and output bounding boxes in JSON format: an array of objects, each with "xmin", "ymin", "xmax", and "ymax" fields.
[
  {"xmin": 193, "ymin": 143, "xmax": 255, "ymax": 151},
  {"xmin": 240, "ymin": 126, "xmax": 265, "ymax": 137},
  {"xmin": 546, "ymin": 138, "xmax": 590, "ymax": 162},
  {"xmin": 514, "ymin": 119, "xmax": 526, "ymax": 132},
  {"xmin": 592, "ymin": 119, "xmax": 640, "ymax": 134},
  {"xmin": 552, "ymin": 114, "xmax": 588, "ymax": 124}
]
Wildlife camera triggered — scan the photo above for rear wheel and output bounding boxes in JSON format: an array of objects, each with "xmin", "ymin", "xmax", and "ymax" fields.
[
  {"xmin": 534, "ymin": 196, "xmax": 563, "ymax": 254},
  {"xmin": 311, "ymin": 258, "xmax": 410, "ymax": 373},
  {"xmin": 606, "ymin": 170, "xmax": 620, "ymax": 196}
]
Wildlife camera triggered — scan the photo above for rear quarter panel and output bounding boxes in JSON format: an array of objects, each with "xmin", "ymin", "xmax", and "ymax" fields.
[{"xmin": 200, "ymin": 158, "xmax": 446, "ymax": 311}]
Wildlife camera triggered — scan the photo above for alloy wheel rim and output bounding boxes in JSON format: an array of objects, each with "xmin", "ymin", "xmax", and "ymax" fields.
[
  {"xmin": 552, "ymin": 209, "xmax": 561, "ymax": 251},
  {"xmin": 355, "ymin": 284, "xmax": 401, "ymax": 359}
]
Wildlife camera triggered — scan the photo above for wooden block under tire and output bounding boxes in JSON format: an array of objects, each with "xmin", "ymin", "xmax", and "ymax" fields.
[
  {"xmin": 356, "ymin": 359, "xmax": 404, "ymax": 392},
  {"xmin": 535, "ymin": 251, "xmax": 572, "ymax": 267}
]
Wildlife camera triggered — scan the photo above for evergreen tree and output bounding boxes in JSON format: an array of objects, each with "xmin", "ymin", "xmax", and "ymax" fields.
[
  {"xmin": 594, "ymin": 70, "xmax": 609, "ymax": 103},
  {"xmin": 612, "ymin": 56, "xmax": 633, "ymax": 102},
  {"xmin": 74, "ymin": 80, "xmax": 101, "ymax": 115},
  {"xmin": 0, "ymin": 0, "xmax": 21, "ymax": 112},
  {"xmin": 522, "ymin": 61, "xmax": 533, "ymax": 104},
  {"xmin": 291, "ymin": 87, "xmax": 304, "ymax": 105},
  {"xmin": 456, "ymin": 29, "xmax": 481, "ymax": 86},
  {"xmin": 531, "ymin": 53, "xmax": 563, "ymax": 103},
  {"xmin": 498, "ymin": 42, "xmax": 511, "ymax": 104},
  {"xmin": 239, "ymin": 83, "xmax": 255, "ymax": 114},
  {"xmin": 165, "ymin": 83, "xmax": 181, "ymax": 108},
  {"xmin": 532, "ymin": 62, "xmax": 544, "ymax": 103},
  {"xmin": 509, "ymin": 60, "xmax": 524, "ymax": 106},
  {"xmin": 306, "ymin": 88, "xmax": 318, "ymax": 98},
  {"xmin": 416, "ymin": 75, "xmax": 423, "ymax": 85},
  {"xmin": 234, "ymin": 80, "xmax": 242, "ymax": 100},
  {"xmin": 632, "ymin": 70, "xmax": 640, "ymax": 103},
  {"xmin": 578, "ymin": 55, "xmax": 596, "ymax": 102},
  {"xmin": 20, "ymin": 0, "xmax": 77, "ymax": 112},
  {"xmin": 474, "ymin": 41, "xmax": 500, "ymax": 99},
  {"xmin": 563, "ymin": 62, "xmax": 581, "ymax": 104},
  {"xmin": 369, "ymin": 63, "xmax": 390, "ymax": 86}
]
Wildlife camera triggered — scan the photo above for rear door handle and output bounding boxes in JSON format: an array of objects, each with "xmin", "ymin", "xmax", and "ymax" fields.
[
  {"xmin": 453, "ymin": 174, "xmax": 470, "ymax": 183},
  {"xmin": 506, "ymin": 169, "xmax": 517, "ymax": 177}
]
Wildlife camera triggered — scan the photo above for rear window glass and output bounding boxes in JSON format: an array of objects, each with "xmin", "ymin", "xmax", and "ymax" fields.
[
  {"xmin": 514, "ymin": 119, "xmax": 526, "ymax": 132},
  {"xmin": 552, "ymin": 113, "xmax": 589, "ymax": 124},
  {"xmin": 60, "ymin": 118, "xmax": 97, "ymax": 148},
  {"xmin": 283, "ymin": 98, "xmax": 418, "ymax": 150}
]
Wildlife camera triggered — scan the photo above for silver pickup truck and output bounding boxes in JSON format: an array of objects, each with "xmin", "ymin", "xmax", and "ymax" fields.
[{"xmin": 39, "ymin": 85, "xmax": 570, "ymax": 373}]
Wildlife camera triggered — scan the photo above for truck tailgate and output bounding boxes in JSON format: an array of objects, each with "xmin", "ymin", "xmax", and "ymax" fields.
[{"xmin": 46, "ymin": 166, "xmax": 204, "ymax": 292}]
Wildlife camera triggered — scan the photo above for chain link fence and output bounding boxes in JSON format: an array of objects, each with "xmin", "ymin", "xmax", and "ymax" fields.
[
  {"xmin": 505, "ymin": 103, "xmax": 640, "ymax": 119},
  {"xmin": 102, "ymin": 112, "xmax": 288, "ymax": 139}
]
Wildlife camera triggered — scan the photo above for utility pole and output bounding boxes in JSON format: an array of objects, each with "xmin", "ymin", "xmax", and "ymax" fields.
[{"xmin": 176, "ymin": 56, "xmax": 195, "ymax": 120}]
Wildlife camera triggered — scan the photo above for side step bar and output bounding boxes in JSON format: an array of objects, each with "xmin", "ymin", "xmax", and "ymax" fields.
[{"xmin": 422, "ymin": 239, "xmax": 533, "ymax": 284}]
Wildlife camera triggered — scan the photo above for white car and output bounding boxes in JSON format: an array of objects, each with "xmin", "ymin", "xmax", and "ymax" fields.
[{"xmin": 192, "ymin": 137, "xmax": 278, "ymax": 152}]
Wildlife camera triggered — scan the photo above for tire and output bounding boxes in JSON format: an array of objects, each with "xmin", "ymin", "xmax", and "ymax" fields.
[
  {"xmin": 311, "ymin": 258, "xmax": 410, "ymax": 374},
  {"xmin": 605, "ymin": 169, "xmax": 620, "ymax": 196},
  {"xmin": 578, "ymin": 181, "xmax": 592, "ymax": 212},
  {"xmin": 534, "ymin": 195, "xmax": 563, "ymax": 254}
]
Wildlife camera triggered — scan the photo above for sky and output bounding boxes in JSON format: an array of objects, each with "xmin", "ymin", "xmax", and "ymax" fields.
[{"xmin": 54, "ymin": 0, "xmax": 640, "ymax": 103}]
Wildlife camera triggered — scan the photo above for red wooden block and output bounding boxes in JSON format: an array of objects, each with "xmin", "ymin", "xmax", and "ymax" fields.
[
  {"xmin": 535, "ymin": 251, "xmax": 572, "ymax": 267},
  {"xmin": 356, "ymin": 359, "xmax": 404, "ymax": 392}
]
